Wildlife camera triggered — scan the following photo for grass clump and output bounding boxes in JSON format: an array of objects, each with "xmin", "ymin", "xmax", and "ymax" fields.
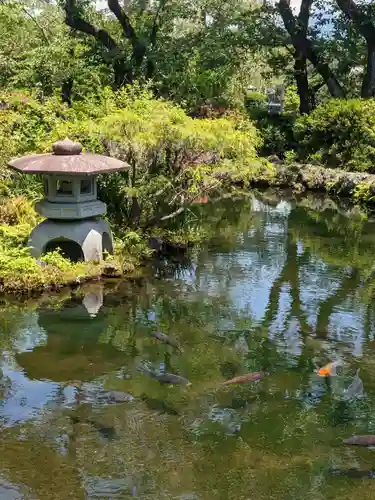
[{"xmin": 0, "ymin": 197, "xmax": 99, "ymax": 294}]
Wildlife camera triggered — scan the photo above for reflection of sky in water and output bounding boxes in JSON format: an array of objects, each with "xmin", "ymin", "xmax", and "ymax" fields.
[
  {"xmin": 0, "ymin": 475, "xmax": 29, "ymax": 499},
  {"xmin": 329, "ymin": 306, "xmax": 365, "ymax": 357},
  {"xmin": 182, "ymin": 199, "xmax": 363, "ymax": 344},
  {"xmin": 84, "ymin": 474, "xmax": 137, "ymax": 499},
  {"xmin": 11, "ymin": 313, "xmax": 47, "ymax": 354},
  {"xmin": 0, "ymin": 311, "xmax": 57, "ymax": 426},
  {"xmin": 0, "ymin": 194, "xmax": 374, "ymax": 499},
  {"xmin": 0, "ymin": 365, "xmax": 59, "ymax": 427}
]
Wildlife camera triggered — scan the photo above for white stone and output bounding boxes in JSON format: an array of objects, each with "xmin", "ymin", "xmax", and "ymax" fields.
[{"xmin": 28, "ymin": 218, "xmax": 114, "ymax": 262}]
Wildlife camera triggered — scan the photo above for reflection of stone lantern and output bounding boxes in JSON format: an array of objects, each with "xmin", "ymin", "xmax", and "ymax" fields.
[
  {"xmin": 82, "ymin": 284, "xmax": 104, "ymax": 318},
  {"xmin": 15, "ymin": 286, "xmax": 126, "ymax": 383},
  {"xmin": 8, "ymin": 138, "xmax": 129, "ymax": 262}
]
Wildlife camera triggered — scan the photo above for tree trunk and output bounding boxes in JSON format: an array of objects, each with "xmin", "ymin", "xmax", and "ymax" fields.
[
  {"xmin": 61, "ymin": 41, "xmax": 74, "ymax": 106},
  {"xmin": 64, "ymin": 0, "xmax": 133, "ymax": 89},
  {"xmin": 277, "ymin": 0, "xmax": 345, "ymax": 98},
  {"xmin": 293, "ymin": 0, "xmax": 313, "ymax": 113},
  {"xmin": 335, "ymin": 0, "xmax": 375, "ymax": 97},
  {"xmin": 107, "ymin": 0, "xmax": 147, "ymax": 74},
  {"xmin": 361, "ymin": 42, "xmax": 375, "ymax": 97},
  {"xmin": 61, "ymin": 78, "xmax": 73, "ymax": 107},
  {"xmin": 294, "ymin": 52, "xmax": 311, "ymax": 114},
  {"xmin": 113, "ymin": 59, "xmax": 133, "ymax": 87}
]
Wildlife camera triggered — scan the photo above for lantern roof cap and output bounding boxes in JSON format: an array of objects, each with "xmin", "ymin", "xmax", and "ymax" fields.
[{"xmin": 8, "ymin": 138, "xmax": 128, "ymax": 177}]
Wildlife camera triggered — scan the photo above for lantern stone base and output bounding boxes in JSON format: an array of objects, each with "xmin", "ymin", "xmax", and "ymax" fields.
[{"xmin": 27, "ymin": 217, "xmax": 114, "ymax": 263}]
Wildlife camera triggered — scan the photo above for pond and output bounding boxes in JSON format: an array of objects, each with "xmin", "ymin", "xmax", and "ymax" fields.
[{"xmin": 1, "ymin": 191, "xmax": 375, "ymax": 499}]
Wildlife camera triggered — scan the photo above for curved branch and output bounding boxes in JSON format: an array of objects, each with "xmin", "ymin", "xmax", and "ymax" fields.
[
  {"xmin": 107, "ymin": 0, "xmax": 147, "ymax": 71},
  {"xmin": 21, "ymin": 7, "xmax": 50, "ymax": 45},
  {"xmin": 107, "ymin": 0, "xmax": 139, "ymax": 48},
  {"xmin": 335, "ymin": 0, "xmax": 375, "ymax": 97},
  {"xmin": 297, "ymin": 0, "xmax": 313, "ymax": 30},
  {"xmin": 64, "ymin": 0, "xmax": 117, "ymax": 52},
  {"xmin": 336, "ymin": 0, "xmax": 375, "ymax": 43}
]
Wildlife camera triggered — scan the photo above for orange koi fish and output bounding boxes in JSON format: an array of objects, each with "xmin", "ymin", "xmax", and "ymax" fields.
[
  {"xmin": 192, "ymin": 195, "xmax": 209, "ymax": 205},
  {"xmin": 317, "ymin": 361, "xmax": 340, "ymax": 377},
  {"xmin": 222, "ymin": 371, "xmax": 264, "ymax": 386}
]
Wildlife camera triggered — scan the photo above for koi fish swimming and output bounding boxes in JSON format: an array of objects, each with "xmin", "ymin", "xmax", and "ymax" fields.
[
  {"xmin": 328, "ymin": 468, "xmax": 375, "ymax": 479},
  {"xmin": 150, "ymin": 331, "xmax": 183, "ymax": 352},
  {"xmin": 222, "ymin": 371, "xmax": 264, "ymax": 386},
  {"xmin": 343, "ymin": 435, "xmax": 375, "ymax": 447},
  {"xmin": 317, "ymin": 361, "xmax": 341, "ymax": 377}
]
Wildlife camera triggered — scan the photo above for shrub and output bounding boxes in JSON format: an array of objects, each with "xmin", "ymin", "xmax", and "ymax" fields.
[
  {"xmin": 255, "ymin": 114, "xmax": 297, "ymax": 158},
  {"xmin": 43, "ymin": 90, "xmax": 268, "ymax": 229},
  {"xmin": 244, "ymin": 91, "xmax": 267, "ymax": 120},
  {"xmin": 0, "ymin": 86, "xmax": 269, "ymax": 293},
  {"xmin": 283, "ymin": 86, "xmax": 300, "ymax": 116},
  {"xmin": 0, "ymin": 90, "xmax": 73, "ymax": 164},
  {"xmin": 294, "ymin": 99, "xmax": 375, "ymax": 172}
]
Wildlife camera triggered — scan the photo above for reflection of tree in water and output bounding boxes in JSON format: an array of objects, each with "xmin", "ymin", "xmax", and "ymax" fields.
[{"xmin": 262, "ymin": 202, "xmax": 370, "ymax": 344}]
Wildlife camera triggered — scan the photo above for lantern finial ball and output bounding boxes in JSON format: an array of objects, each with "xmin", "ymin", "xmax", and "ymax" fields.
[{"xmin": 52, "ymin": 138, "xmax": 82, "ymax": 156}]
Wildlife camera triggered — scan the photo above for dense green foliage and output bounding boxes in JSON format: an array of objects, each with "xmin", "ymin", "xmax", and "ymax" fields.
[
  {"xmin": 1, "ymin": 0, "xmax": 375, "ymax": 291},
  {"xmin": 0, "ymin": 86, "xmax": 270, "ymax": 293},
  {"xmin": 294, "ymin": 99, "xmax": 375, "ymax": 172},
  {"xmin": 1, "ymin": 86, "xmax": 267, "ymax": 228}
]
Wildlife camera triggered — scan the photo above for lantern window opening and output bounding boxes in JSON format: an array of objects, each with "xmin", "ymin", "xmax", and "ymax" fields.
[
  {"xmin": 56, "ymin": 179, "xmax": 73, "ymax": 196},
  {"xmin": 80, "ymin": 178, "xmax": 93, "ymax": 195}
]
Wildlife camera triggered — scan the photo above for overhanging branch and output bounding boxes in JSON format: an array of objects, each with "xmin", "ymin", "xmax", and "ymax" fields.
[{"xmin": 64, "ymin": 0, "xmax": 117, "ymax": 52}]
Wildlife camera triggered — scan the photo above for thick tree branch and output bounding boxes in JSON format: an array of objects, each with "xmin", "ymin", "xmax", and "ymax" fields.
[
  {"xmin": 144, "ymin": 206, "xmax": 186, "ymax": 229},
  {"xmin": 297, "ymin": 0, "xmax": 313, "ymax": 30},
  {"xmin": 107, "ymin": 0, "xmax": 139, "ymax": 48},
  {"xmin": 277, "ymin": 0, "xmax": 344, "ymax": 97},
  {"xmin": 146, "ymin": 0, "xmax": 166, "ymax": 79},
  {"xmin": 336, "ymin": 0, "xmax": 375, "ymax": 43},
  {"xmin": 64, "ymin": 0, "xmax": 117, "ymax": 52},
  {"xmin": 107, "ymin": 0, "xmax": 147, "ymax": 75},
  {"xmin": 149, "ymin": 0, "xmax": 166, "ymax": 46}
]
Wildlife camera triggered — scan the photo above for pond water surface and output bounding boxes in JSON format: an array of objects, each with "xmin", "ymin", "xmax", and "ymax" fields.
[{"xmin": 1, "ymin": 192, "xmax": 375, "ymax": 499}]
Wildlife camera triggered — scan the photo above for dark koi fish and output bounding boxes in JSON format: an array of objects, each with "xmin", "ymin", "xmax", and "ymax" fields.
[
  {"xmin": 140, "ymin": 394, "xmax": 179, "ymax": 415},
  {"xmin": 153, "ymin": 372, "xmax": 191, "ymax": 386},
  {"xmin": 329, "ymin": 468, "xmax": 375, "ymax": 479},
  {"xmin": 138, "ymin": 363, "xmax": 190, "ymax": 386},
  {"xmin": 70, "ymin": 415, "xmax": 118, "ymax": 441},
  {"xmin": 150, "ymin": 331, "xmax": 183, "ymax": 352}
]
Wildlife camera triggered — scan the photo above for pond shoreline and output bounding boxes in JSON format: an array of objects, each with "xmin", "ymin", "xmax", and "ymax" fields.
[
  {"xmin": 252, "ymin": 161, "xmax": 375, "ymax": 208},
  {"xmin": 2, "ymin": 161, "xmax": 375, "ymax": 300}
]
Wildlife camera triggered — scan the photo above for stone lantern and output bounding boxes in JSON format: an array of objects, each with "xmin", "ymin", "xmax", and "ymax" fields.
[{"xmin": 8, "ymin": 138, "xmax": 129, "ymax": 262}]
